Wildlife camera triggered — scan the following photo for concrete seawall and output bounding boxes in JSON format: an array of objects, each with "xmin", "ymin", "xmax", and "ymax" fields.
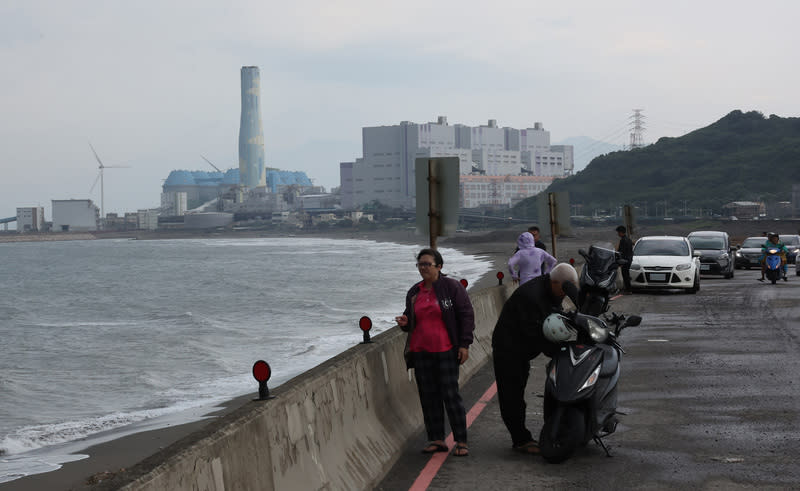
[{"xmin": 114, "ymin": 283, "xmax": 514, "ymax": 491}]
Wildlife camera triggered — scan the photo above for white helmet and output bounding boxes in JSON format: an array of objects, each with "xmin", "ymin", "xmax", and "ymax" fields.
[{"xmin": 543, "ymin": 314, "xmax": 577, "ymax": 343}]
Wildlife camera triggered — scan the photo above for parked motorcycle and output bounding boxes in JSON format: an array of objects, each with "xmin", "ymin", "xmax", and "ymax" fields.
[
  {"xmin": 577, "ymin": 243, "xmax": 626, "ymax": 316},
  {"xmin": 539, "ymin": 311, "xmax": 642, "ymax": 463},
  {"xmin": 764, "ymin": 247, "xmax": 785, "ymax": 284}
]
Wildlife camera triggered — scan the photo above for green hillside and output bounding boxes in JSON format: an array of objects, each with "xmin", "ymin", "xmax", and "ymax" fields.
[{"xmin": 514, "ymin": 110, "xmax": 800, "ymax": 218}]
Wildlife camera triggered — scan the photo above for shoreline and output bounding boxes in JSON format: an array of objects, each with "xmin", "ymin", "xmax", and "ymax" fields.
[
  {"xmin": 2, "ymin": 221, "xmax": 788, "ymax": 488},
  {"xmin": 0, "ymin": 230, "xmax": 511, "ymax": 490},
  {"xmin": 3, "ymin": 223, "xmax": 715, "ymax": 489}
]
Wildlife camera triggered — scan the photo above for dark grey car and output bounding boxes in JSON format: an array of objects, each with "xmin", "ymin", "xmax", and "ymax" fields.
[
  {"xmin": 688, "ymin": 231, "xmax": 735, "ymax": 279},
  {"xmin": 735, "ymin": 236, "xmax": 767, "ymax": 269}
]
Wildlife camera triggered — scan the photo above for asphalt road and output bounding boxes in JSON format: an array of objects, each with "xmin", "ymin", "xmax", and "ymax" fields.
[{"xmin": 377, "ymin": 266, "xmax": 800, "ymax": 490}]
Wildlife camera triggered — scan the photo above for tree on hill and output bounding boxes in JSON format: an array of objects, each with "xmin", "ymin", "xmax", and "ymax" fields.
[{"xmin": 514, "ymin": 110, "xmax": 800, "ymax": 218}]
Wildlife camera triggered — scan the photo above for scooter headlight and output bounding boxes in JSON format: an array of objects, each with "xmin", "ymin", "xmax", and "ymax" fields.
[
  {"xmin": 587, "ymin": 318, "xmax": 609, "ymax": 343},
  {"xmin": 579, "ymin": 364, "xmax": 602, "ymax": 392}
]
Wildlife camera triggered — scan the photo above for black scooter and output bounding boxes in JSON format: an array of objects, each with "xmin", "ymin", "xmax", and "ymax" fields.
[
  {"xmin": 577, "ymin": 244, "xmax": 627, "ymax": 316},
  {"xmin": 539, "ymin": 311, "xmax": 641, "ymax": 463}
]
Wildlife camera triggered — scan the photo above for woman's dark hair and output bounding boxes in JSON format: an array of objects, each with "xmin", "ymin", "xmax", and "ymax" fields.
[{"xmin": 417, "ymin": 248, "xmax": 443, "ymax": 267}]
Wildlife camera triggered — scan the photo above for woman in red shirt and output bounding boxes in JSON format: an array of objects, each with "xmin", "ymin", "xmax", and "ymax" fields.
[{"xmin": 396, "ymin": 248, "xmax": 475, "ymax": 457}]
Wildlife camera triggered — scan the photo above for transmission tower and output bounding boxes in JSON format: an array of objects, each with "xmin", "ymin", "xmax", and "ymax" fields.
[{"xmin": 628, "ymin": 109, "xmax": 646, "ymax": 150}]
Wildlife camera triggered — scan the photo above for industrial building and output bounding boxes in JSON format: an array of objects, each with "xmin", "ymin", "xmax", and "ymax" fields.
[
  {"xmin": 339, "ymin": 117, "xmax": 573, "ymax": 210},
  {"xmin": 52, "ymin": 199, "xmax": 99, "ymax": 232},
  {"xmin": 184, "ymin": 212, "xmax": 234, "ymax": 229},
  {"xmin": 161, "ymin": 169, "xmax": 240, "ymax": 210},
  {"xmin": 16, "ymin": 207, "xmax": 45, "ymax": 233},
  {"xmin": 160, "ymin": 168, "xmax": 316, "ymax": 215}
]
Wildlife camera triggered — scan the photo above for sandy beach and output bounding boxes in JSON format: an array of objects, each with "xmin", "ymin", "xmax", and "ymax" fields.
[{"xmin": 2, "ymin": 221, "xmax": 767, "ymax": 490}]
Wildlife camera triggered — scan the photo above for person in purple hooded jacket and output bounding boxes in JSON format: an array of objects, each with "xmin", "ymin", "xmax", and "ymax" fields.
[{"xmin": 508, "ymin": 232, "xmax": 557, "ymax": 285}]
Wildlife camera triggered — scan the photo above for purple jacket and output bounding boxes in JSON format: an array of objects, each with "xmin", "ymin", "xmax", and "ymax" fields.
[
  {"xmin": 509, "ymin": 232, "xmax": 558, "ymax": 285},
  {"xmin": 401, "ymin": 274, "xmax": 475, "ymax": 368}
]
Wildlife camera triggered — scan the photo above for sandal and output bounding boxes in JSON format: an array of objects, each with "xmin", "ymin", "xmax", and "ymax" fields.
[
  {"xmin": 512, "ymin": 440, "xmax": 540, "ymax": 455},
  {"xmin": 421, "ymin": 441, "xmax": 448, "ymax": 454},
  {"xmin": 453, "ymin": 443, "xmax": 469, "ymax": 457}
]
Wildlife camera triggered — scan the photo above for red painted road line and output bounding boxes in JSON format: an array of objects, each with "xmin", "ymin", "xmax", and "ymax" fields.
[{"xmin": 408, "ymin": 381, "xmax": 498, "ymax": 491}]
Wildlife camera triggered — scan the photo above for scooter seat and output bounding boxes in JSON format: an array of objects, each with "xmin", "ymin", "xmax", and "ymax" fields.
[{"xmin": 599, "ymin": 344, "xmax": 618, "ymax": 377}]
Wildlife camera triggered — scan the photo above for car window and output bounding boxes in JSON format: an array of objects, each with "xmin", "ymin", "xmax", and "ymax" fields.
[
  {"xmin": 688, "ymin": 237, "xmax": 725, "ymax": 249},
  {"xmin": 634, "ymin": 239, "xmax": 689, "ymax": 256},
  {"xmin": 742, "ymin": 238, "xmax": 765, "ymax": 248},
  {"xmin": 779, "ymin": 235, "xmax": 799, "ymax": 245}
]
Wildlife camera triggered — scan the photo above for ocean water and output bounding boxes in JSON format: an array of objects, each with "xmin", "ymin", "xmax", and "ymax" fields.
[{"xmin": 0, "ymin": 237, "xmax": 493, "ymax": 484}]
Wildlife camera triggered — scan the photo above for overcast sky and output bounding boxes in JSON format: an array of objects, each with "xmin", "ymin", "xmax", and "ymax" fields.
[{"xmin": 2, "ymin": 0, "xmax": 799, "ymax": 221}]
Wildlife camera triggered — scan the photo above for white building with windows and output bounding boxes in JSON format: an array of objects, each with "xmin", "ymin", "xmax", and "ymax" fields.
[
  {"xmin": 16, "ymin": 206, "xmax": 45, "ymax": 233},
  {"xmin": 339, "ymin": 117, "xmax": 572, "ymax": 209}
]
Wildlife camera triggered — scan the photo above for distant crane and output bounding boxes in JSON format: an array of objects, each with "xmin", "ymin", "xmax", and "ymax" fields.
[
  {"xmin": 200, "ymin": 155, "xmax": 228, "ymax": 211},
  {"xmin": 89, "ymin": 142, "xmax": 130, "ymax": 219},
  {"xmin": 200, "ymin": 154, "xmax": 222, "ymax": 172}
]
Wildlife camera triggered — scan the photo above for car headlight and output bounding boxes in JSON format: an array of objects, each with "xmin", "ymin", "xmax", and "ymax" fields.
[
  {"xmin": 717, "ymin": 253, "xmax": 729, "ymax": 260},
  {"xmin": 630, "ymin": 263, "xmax": 642, "ymax": 270},
  {"xmin": 735, "ymin": 251, "xmax": 742, "ymax": 257},
  {"xmin": 676, "ymin": 263, "xmax": 693, "ymax": 271}
]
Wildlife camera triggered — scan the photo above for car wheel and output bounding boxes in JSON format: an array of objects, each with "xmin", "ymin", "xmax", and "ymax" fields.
[{"xmin": 687, "ymin": 274, "xmax": 699, "ymax": 294}]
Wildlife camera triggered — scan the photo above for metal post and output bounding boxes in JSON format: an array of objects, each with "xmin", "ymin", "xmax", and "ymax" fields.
[
  {"xmin": 548, "ymin": 192, "xmax": 557, "ymax": 257},
  {"xmin": 428, "ymin": 160, "xmax": 438, "ymax": 250}
]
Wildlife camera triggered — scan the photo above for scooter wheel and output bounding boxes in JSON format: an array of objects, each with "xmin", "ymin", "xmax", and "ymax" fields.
[{"xmin": 539, "ymin": 407, "xmax": 585, "ymax": 464}]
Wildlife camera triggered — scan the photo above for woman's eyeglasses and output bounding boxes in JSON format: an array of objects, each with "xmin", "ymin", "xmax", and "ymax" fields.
[{"xmin": 416, "ymin": 262, "xmax": 436, "ymax": 268}]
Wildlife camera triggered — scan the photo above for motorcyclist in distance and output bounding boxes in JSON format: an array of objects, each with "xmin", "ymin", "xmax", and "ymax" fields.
[{"xmin": 759, "ymin": 232, "xmax": 788, "ymax": 282}]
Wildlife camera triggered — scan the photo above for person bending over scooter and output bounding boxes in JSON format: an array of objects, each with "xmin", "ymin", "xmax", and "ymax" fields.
[
  {"xmin": 759, "ymin": 232, "xmax": 788, "ymax": 282},
  {"xmin": 491, "ymin": 263, "xmax": 579, "ymax": 455}
]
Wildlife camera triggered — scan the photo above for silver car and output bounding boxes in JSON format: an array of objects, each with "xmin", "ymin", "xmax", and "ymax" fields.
[{"xmin": 779, "ymin": 234, "xmax": 800, "ymax": 264}]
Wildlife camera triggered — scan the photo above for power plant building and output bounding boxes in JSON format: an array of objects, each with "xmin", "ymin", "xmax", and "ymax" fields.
[
  {"xmin": 161, "ymin": 168, "xmax": 314, "ymax": 212},
  {"xmin": 16, "ymin": 207, "xmax": 45, "ymax": 233},
  {"xmin": 52, "ymin": 199, "xmax": 99, "ymax": 232},
  {"xmin": 339, "ymin": 117, "xmax": 573, "ymax": 210},
  {"xmin": 239, "ymin": 66, "xmax": 266, "ymax": 189}
]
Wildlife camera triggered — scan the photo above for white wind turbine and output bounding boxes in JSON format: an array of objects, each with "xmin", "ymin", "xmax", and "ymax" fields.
[{"xmin": 89, "ymin": 142, "xmax": 130, "ymax": 219}]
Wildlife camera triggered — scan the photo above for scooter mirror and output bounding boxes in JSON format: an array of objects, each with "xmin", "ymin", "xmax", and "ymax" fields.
[
  {"xmin": 578, "ymin": 249, "xmax": 588, "ymax": 258},
  {"xmin": 623, "ymin": 315, "xmax": 642, "ymax": 327}
]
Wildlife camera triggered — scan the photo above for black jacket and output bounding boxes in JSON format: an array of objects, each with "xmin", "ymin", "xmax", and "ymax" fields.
[
  {"xmin": 491, "ymin": 273, "xmax": 563, "ymax": 359},
  {"xmin": 401, "ymin": 274, "xmax": 475, "ymax": 368},
  {"xmin": 618, "ymin": 235, "xmax": 633, "ymax": 261}
]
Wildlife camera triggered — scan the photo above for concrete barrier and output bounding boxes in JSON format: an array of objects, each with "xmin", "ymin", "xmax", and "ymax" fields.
[{"xmin": 114, "ymin": 283, "xmax": 514, "ymax": 491}]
